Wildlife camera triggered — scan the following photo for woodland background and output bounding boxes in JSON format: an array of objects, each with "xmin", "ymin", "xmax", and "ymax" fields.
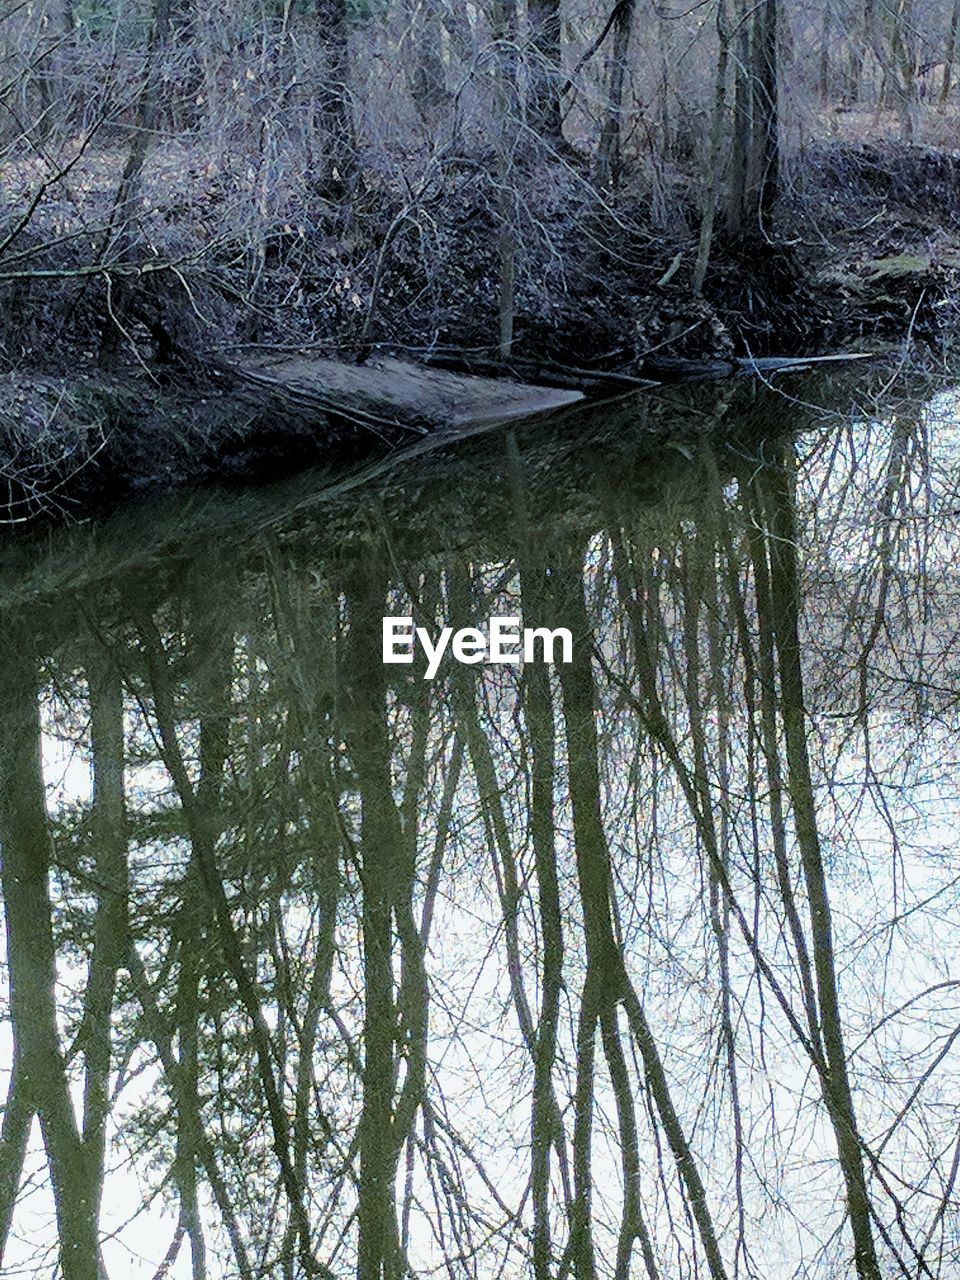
[{"xmin": 4, "ymin": 0, "xmax": 960, "ymax": 373}]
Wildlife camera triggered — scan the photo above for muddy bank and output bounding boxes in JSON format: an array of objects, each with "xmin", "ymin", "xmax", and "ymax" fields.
[{"xmin": 2, "ymin": 139, "xmax": 959, "ymax": 523}]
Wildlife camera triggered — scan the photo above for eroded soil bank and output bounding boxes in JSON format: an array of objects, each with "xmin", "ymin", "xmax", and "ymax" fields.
[{"xmin": 3, "ymin": 140, "xmax": 959, "ymax": 523}]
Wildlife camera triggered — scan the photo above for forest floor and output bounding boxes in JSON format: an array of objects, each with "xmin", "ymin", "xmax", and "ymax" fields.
[{"xmin": 3, "ymin": 131, "xmax": 960, "ymax": 521}]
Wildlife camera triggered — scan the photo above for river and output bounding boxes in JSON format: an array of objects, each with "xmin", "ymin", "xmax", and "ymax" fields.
[{"xmin": 1, "ymin": 365, "xmax": 959, "ymax": 1280}]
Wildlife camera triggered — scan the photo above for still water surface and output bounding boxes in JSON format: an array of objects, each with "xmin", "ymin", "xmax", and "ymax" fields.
[{"xmin": 2, "ymin": 369, "xmax": 960, "ymax": 1280}]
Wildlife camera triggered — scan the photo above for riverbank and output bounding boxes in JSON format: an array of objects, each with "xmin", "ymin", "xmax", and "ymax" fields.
[{"xmin": 3, "ymin": 138, "xmax": 960, "ymax": 523}]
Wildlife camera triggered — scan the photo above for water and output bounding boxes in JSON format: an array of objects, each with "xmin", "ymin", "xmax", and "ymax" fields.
[{"xmin": 2, "ymin": 367, "xmax": 960, "ymax": 1280}]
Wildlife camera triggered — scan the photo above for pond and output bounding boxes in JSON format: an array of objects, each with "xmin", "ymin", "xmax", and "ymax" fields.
[{"xmin": 2, "ymin": 366, "xmax": 960, "ymax": 1280}]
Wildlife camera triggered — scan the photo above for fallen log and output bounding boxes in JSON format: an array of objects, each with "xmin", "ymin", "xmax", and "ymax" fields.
[
  {"xmin": 229, "ymin": 354, "xmax": 585, "ymax": 432},
  {"xmin": 734, "ymin": 352, "xmax": 876, "ymax": 374},
  {"xmin": 421, "ymin": 348, "xmax": 875, "ymax": 390},
  {"xmin": 421, "ymin": 351, "xmax": 660, "ymax": 396},
  {"xmin": 639, "ymin": 351, "xmax": 875, "ymax": 381}
]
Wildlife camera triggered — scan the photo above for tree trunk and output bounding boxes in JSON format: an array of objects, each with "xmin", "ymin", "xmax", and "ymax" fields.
[
  {"xmin": 491, "ymin": 0, "xmax": 519, "ymax": 357},
  {"xmin": 315, "ymin": 0, "xmax": 355, "ymax": 198},
  {"xmin": 596, "ymin": 0, "xmax": 634, "ymax": 190},
  {"xmin": 36, "ymin": 0, "xmax": 73, "ymax": 139},
  {"xmin": 819, "ymin": 1, "xmax": 832, "ymax": 102},
  {"xmin": 748, "ymin": 0, "xmax": 779, "ymax": 224},
  {"xmin": 890, "ymin": 0, "xmax": 917, "ymax": 141},
  {"xmin": 693, "ymin": 0, "xmax": 731, "ymax": 294},
  {"xmin": 845, "ymin": 0, "xmax": 876, "ymax": 105},
  {"xmin": 407, "ymin": 0, "xmax": 449, "ymax": 123},
  {"xmin": 527, "ymin": 0, "xmax": 564, "ymax": 141},
  {"xmin": 99, "ymin": 0, "xmax": 173, "ymax": 366},
  {"xmin": 724, "ymin": 0, "xmax": 751, "ymax": 234},
  {"xmin": 940, "ymin": 0, "xmax": 960, "ymax": 107}
]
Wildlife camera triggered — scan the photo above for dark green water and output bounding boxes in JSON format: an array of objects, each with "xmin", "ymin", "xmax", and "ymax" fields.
[{"xmin": 2, "ymin": 368, "xmax": 960, "ymax": 1280}]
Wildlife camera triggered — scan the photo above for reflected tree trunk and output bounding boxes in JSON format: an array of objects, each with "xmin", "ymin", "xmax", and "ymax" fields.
[
  {"xmin": 757, "ymin": 454, "xmax": 882, "ymax": 1280},
  {"xmin": 682, "ymin": 515, "xmax": 748, "ymax": 1271},
  {"xmin": 131, "ymin": 599, "xmax": 332, "ymax": 1280},
  {"xmin": 449, "ymin": 545, "xmax": 576, "ymax": 1270},
  {"xmin": 172, "ymin": 867, "xmax": 208, "ymax": 1280},
  {"xmin": 0, "ymin": 1054, "xmax": 31, "ymax": 1267},
  {"xmin": 267, "ymin": 553, "xmax": 346, "ymax": 1277},
  {"xmin": 126, "ymin": 940, "xmax": 253, "ymax": 1280},
  {"xmin": 0, "ymin": 639, "xmax": 100, "ymax": 1280},
  {"xmin": 740, "ymin": 481, "xmax": 824, "ymax": 1051},
  {"xmin": 554, "ymin": 553, "xmax": 726, "ymax": 1280},
  {"xmin": 344, "ymin": 562, "xmax": 404, "ymax": 1280},
  {"xmin": 508, "ymin": 437, "xmax": 566, "ymax": 1280},
  {"xmin": 81, "ymin": 651, "xmax": 129, "ymax": 1252},
  {"xmin": 509, "ymin": 434, "xmax": 583, "ymax": 1264}
]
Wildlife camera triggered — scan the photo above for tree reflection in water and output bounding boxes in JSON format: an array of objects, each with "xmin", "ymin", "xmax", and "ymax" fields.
[{"xmin": 2, "ymin": 374, "xmax": 960, "ymax": 1280}]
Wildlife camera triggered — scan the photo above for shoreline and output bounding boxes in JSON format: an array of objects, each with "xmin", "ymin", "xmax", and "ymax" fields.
[{"xmin": 4, "ymin": 139, "xmax": 960, "ymax": 525}]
